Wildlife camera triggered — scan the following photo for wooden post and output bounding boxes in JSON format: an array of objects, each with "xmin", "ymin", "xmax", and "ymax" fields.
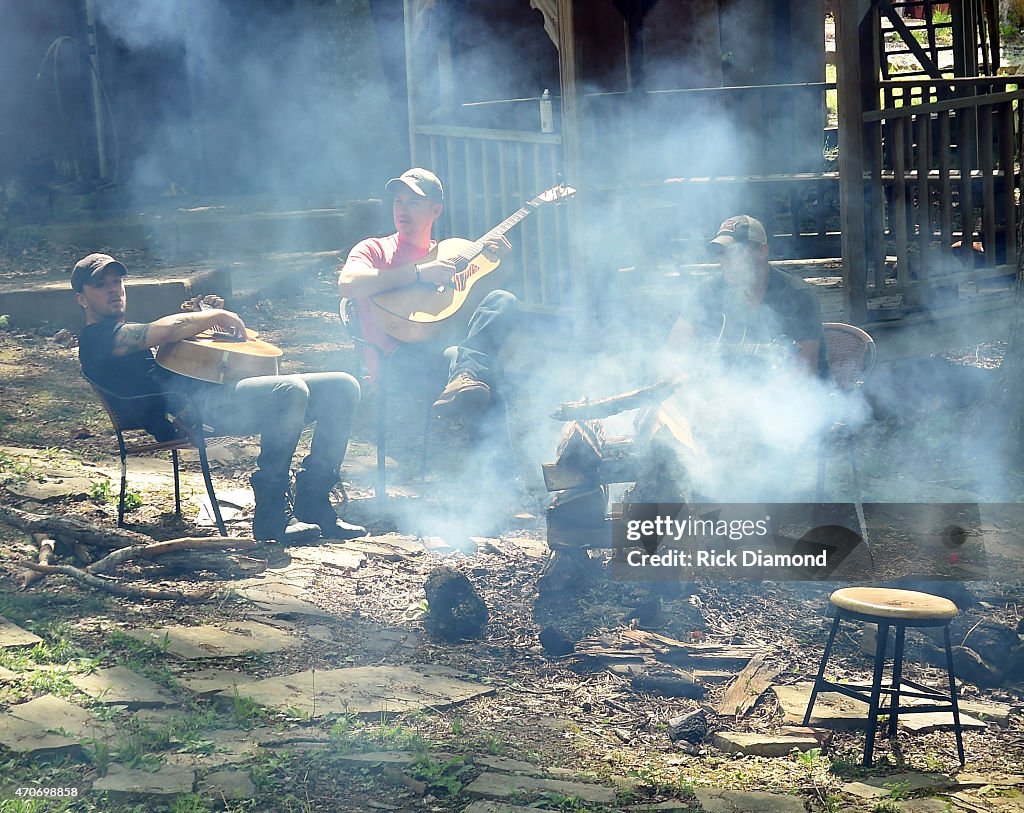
[
  {"xmin": 556, "ymin": 0, "xmax": 586, "ymax": 334},
  {"xmin": 836, "ymin": 0, "xmax": 871, "ymax": 324},
  {"xmin": 403, "ymin": 0, "xmax": 417, "ymax": 164}
]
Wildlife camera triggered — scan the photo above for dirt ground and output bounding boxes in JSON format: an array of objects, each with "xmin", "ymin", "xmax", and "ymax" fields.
[{"xmin": 1, "ymin": 235, "xmax": 1023, "ymax": 813}]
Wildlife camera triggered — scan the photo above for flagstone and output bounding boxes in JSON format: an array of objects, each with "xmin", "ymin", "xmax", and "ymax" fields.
[
  {"xmin": 0, "ymin": 665, "xmax": 19, "ymax": 681},
  {"xmin": 955, "ymin": 773, "xmax": 1024, "ymax": 788},
  {"xmin": 216, "ymin": 663, "xmax": 494, "ymax": 718},
  {"xmin": 92, "ymin": 763, "xmax": 195, "ymax": 797},
  {"xmin": 0, "ymin": 616, "xmax": 43, "ymax": 648},
  {"xmin": 773, "ymin": 682, "xmax": 870, "ymax": 728},
  {"xmin": 126, "ymin": 620, "xmax": 302, "ymax": 659},
  {"xmin": 70, "ymin": 666, "xmax": 177, "ymax": 707},
  {"xmin": 197, "ymin": 768, "xmax": 255, "ymax": 801},
  {"xmin": 464, "ymin": 802, "xmax": 541, "ymax": 813},
  {"xmin": 289, "ymin": 545, "xmax": 367, "ymax": 570},
  {"xmin": 8, "ymin": 694, "xmax": 101, "ymax": 736},
  {"xmin": 712, "ymin": 731, "xmax": 819, "ymax": 756},
  {"xmin": 957, "ymin": 698, "xmax": 1014, "ymax": 726},
  {"xmin": 0, "ymin": 715, "xmax": 81, "ymax": 757},
  {"xmin": 898, "ymin": 711, "xmax": 986, "ymax": 733},
  {"xmin": 693, "ymin": 788, "xmax": 806, "ymax": 813},
  {"xmin": 474, "ymin": 756, "xmax": 545, "ymax": 776},
  {"xmin": 176, "ymin": 667, "xmax": 256, "ymax": 696},
  {"xmin": 842, "ymin": 772, "xmax": 956, "ymax": 799},
  {"xmin": 236, "ymin": 583, "xmax": 330, "ymax": 618},
  {"xmin": 463, "ymin": 772, "xmax": 616, "ymax": 805}
]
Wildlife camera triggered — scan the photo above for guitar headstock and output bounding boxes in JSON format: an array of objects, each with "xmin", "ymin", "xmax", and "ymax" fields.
[{"xmin": 534, "ymin": 183, "xmax": 577, "ymax": 206}]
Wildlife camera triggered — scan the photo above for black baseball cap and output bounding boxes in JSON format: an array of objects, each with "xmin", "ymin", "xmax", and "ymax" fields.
[{"xmin": 71, "ymin": 253, "xmax": 127, "ymax": 292}]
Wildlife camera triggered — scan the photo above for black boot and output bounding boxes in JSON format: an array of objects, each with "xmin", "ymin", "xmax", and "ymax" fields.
[
  {"xmin": 250, "ymin": 472, "xmax": 320, "ymax": 543},
  {"xmin": 293, "ymin": 468, "xmax": 367, "ymax": 540}
]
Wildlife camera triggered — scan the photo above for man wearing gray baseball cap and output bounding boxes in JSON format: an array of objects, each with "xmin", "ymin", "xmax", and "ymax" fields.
[
  {"xmin": 73, "ymin": 252, "xmax": 366, "ymax": 543},
  {"xmin": 667, "ymin": 214, "xmax": 827, "ymax": 378}
]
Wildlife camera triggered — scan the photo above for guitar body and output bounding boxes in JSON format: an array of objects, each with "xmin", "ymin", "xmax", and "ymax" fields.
[
  {"xmin": 156, "ymin": 330, "xmax": 282, "ymax": 384},
  {"xmin": 365, "ymin": 238, "xmax": 503, "ymax": 344}
]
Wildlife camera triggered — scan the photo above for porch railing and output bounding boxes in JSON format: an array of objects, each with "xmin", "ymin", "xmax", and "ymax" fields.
[
  {"xmin": 859, "ymin": 78, "xmax": 1024, "ymax": 307},
  {"xmin": 412, "ymin": 124, "xmax": 568, "ymax": 315}
]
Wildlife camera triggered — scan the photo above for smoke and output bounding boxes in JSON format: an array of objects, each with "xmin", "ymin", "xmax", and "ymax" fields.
[{"xmin": 93, "ymin": 0, "xmax": 405, "ymax": 201}]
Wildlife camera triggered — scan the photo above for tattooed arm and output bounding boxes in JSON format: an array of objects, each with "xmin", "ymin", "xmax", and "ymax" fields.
[{"xmin": 111, "ymin": 310, "xmax": 248, "ymax": 356}]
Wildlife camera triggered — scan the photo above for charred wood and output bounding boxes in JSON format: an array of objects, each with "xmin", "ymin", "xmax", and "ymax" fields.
[
  {"xmin": 423, "ymin": 566, "xmax": 488, "ymax": 642},
  {"xmin": 551, "ymin": 378, "xmax": 684, "ymax": 421},
  {"xmin": 667, "ymin": 709, "xmax": 709, "ymax": 743}
]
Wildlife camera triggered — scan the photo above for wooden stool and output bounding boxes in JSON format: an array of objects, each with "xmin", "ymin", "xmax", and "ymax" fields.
[{"xmin": 803, "ymin": 586, "xmax": 965, "ymax": 766}]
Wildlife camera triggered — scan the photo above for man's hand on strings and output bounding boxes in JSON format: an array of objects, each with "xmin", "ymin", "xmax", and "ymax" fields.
[{"xmin": 481, "ymin": 236, "xmax": 511, "ymax": 261}]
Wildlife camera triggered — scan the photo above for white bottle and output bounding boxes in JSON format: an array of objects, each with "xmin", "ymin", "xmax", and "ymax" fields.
[{"xmin": 540, "ymin": 89, "xmax": 554, "ymax": 134}]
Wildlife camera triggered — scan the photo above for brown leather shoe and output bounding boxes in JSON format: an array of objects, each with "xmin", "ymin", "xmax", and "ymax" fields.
[{"xmin": 433, "ymin": 372, "xmax": 490, "ymax": 414}]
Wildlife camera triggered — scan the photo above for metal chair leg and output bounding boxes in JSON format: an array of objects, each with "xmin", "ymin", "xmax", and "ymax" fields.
[
  {"xmin": 864, "ymin": 620, "xmax": 890, "ymax": 766},
  {"xmin": 804, "ymin": 613, "xmax": 841, "ymax": 725},
  {"xmin": 888, "ymin": 625, "xmax": 906, "ymax": 737},
  {"xmin": 118, "ymin": 454, "xmax": 128, "ymax": 528},
  {"xmin": 196, "ymin": 437, "xmax": 227, "ymax": 536},
  {"xmin": 172, "ymin": 449, "xmax": 182, "ymax": 518},
  {"xmin": 944, "ymin": 625, "xmax": 966, "ymax": 765}
]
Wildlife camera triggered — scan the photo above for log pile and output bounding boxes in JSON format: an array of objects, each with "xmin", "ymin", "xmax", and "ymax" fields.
[{"xmin": 539, "ymin": 388, "xmax": 701, "ymax": 596}]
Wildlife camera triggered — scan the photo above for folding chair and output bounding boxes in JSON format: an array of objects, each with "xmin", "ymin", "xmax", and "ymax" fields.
[
  {"xmin": 816, "ymin": 322, "xmax": 878, "ymax": 501},
  {"xmin": 83, "ymin": 375, "xmax": 228, "ymax": 535},
  {"xmin": 339, "ymin": 299, "xmax": 445, "ymax": 502}
]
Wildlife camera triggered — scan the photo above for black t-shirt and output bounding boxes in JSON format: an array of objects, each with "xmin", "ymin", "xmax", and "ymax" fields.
[
  {"xmin": 77, "ymin": 317, "xmax": 214, "ymax": 444},
  {"xmin": 691, "ymin": 267, "xmax": 829, "ymax": 378}
]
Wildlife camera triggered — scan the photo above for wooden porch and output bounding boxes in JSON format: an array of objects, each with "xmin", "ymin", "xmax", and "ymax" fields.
[{"xmin": 394, "ymin": 0, "xmax": 1023, "ymax": 331}]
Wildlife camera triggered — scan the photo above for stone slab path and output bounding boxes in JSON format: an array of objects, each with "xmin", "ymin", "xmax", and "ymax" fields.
[
  {"xmin": 70, "ymin": 665, "xmax": 178, "ymax": 707},
  {"xmin": 127, "ymin": 620, "xmax": 302, "ymax": 659},
  {"xmin": 216, "ymin": 663, "xmax": 495, "ymax": 717},
  {"xmin": 0, "ymin": 616, "xmax": 43, "ymax": 648}
]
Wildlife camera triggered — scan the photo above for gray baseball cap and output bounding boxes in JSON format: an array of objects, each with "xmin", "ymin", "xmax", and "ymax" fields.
[{"xmin": 385, "ymin": 168, "xmax": 444, "ymax": 202}]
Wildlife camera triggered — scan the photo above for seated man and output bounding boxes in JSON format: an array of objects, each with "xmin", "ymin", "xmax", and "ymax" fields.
[
  {"xmin": 337, "ymin": 168, "xmax": 518, "ymax": 416},
  {"xmin": 73, "ymin": 252, "xmax": 365, "ymax": 542},
  {"xmin": 667, "ymin": 214, "xmax": 827, "ymax": 378},
  {"xmin": 659, "ymin": 215, "xmax": 830, "ymax": 500}
]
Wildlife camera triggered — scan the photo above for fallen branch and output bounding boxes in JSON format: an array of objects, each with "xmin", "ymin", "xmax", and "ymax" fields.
[
  {"xmin": 20, "ymin": 562, "xmax": 212, "ymax": 602},
  {"xmin": 0, "ymin": 504, "xmax": 158, "ymax": 550},
  {"xmin": 88, "ymin": 536, "xmax": 259, "ymax": 575},
  {"xmin": 19, "ymin": 534, "xmax": 56, "ymax": 589}
]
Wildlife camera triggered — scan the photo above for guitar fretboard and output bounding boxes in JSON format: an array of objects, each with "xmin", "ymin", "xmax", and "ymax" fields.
[{"xmin": 448, "ymin": 199, "xmax": 542, "ymax": 290}]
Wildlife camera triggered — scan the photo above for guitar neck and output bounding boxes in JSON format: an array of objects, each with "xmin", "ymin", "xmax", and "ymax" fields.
[{"xmin": 451, "ymin": 201, "xmax": 541, "ymax": 268}]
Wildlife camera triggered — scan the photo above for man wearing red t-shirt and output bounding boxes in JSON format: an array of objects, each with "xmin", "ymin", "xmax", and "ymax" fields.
[{"xmin": 338, "ymin": 168, "xmax": 518, "ymax": 414}]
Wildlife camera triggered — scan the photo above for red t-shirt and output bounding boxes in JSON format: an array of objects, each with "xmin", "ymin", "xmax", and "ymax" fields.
[{"xmin": 343, "ymin": 232, "xmax": 435, "ymax": 379}]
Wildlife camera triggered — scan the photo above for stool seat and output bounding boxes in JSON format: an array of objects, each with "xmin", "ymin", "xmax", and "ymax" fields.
[{"xmin": 830, "ymin": 587, "xmax": 958, "ymax": 620}]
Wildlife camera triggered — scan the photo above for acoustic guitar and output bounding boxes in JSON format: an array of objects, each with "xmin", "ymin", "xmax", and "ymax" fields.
[
  {"xmin": 155, "ymin": 297, "xmax": 282, "ymax": 384},
  {"xmin": 365, "ymin": 183, "xmax": 576, "ymax": 343}
]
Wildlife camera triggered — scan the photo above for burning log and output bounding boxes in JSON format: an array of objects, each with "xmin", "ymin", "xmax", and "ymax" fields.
[
  {"xmin": 551, "ymin": 377, "xmax": 684, "ymax": 421},
  {"xmin": 423, "ymin": 566, "xmax": 488, "ymax": 642},
  {"xmin": 668, "ymin": 709, "xmax": 709, "ymax": 743}
]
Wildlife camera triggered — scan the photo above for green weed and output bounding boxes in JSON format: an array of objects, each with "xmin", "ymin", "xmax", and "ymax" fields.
[{"xmin": 408, "ymin": 753, "xmax": 473, "ymax": 798}]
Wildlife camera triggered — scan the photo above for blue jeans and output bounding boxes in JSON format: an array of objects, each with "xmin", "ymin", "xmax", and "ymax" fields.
[
  {"xmin": 388, "ymin": 289, "xmax": 519, "ymax": 396},
  {"xmin": 181, "ymin": 372, "xmax": 361, "ymax": 484}
]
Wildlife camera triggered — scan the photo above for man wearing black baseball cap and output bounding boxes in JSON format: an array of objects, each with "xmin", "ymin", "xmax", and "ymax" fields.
[
  {"xmin": 74, "ymin": 252, "xmax": 366, "ymax": 543},
  {"xmin": 667, "ymin": 215, "xmax": 827, "ymax": 377},
  {"xmin": 338, "ymin": 167, "xmax": 519, "ymax": 417}
]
